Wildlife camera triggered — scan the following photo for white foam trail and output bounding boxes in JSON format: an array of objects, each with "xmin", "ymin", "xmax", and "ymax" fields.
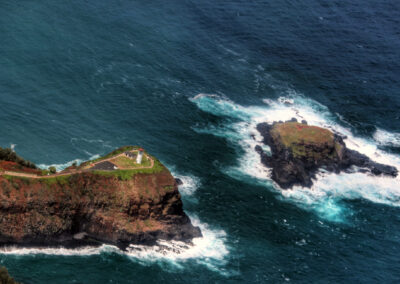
[
  {"xmin": 37, "ymin": 154, "xmax": 100, "ymax": 171},
  {"xmin": 174, "ymin": 174, "xmax": 201, "ymax": 197},
  {"xmin": 125, "ymin": 217, "xmax": 230, "ymax": 274},
  {"xmin": 0, "ymin": 218, "xmax": 231, "ymax": 275},
  {"xmin": 191, "ymin": 93, "xmax": 400, "ymax": 222},
  {"xmin": 374, "ymin": 128, "xmax": 400, "ymax": 148},
  {"xmin": 166, "ymin": 165, "xmax": 202, "ymax": 197},
  {"xmin": 0, "ymin": 245, "xmax": 117, "ymax": 256}
]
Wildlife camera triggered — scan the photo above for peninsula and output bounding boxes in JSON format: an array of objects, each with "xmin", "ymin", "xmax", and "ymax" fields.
[
  {"xmin": 255, "ymin": 119, "xmax": 398, "ymax": 189},
  {"xmin": 0, "ymin": 146, "xmax": 201, "ymax": 249}
]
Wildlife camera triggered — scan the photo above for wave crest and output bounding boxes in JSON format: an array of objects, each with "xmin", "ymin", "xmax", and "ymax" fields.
[{"xmin": 191, "ymin": 93, "xmax": 400, "ymax": 222}]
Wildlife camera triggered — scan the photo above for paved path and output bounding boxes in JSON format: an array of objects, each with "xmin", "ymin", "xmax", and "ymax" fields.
[{"xmin": 0, "ymin": 150, "xmax": 154, "ymax": 179}]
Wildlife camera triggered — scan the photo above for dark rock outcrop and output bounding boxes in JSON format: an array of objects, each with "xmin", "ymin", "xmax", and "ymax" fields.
[
  {"xmin": 256, "ymin": 119, "xmax": 398, "ymax": 189},
  {"xmin": 0, "ymin": 266, "xmax": 19, "ymax": 284}
]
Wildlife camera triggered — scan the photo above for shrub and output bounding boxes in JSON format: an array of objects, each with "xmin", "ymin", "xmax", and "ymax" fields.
[
  {"xmin": 48, "ymin": 166, "xmax": 57, "ymax": 174},
  {"xmin": 0, "ymin": 147, "xmax": 36, "ymax": 169},
  {"xmin": 0, "ymin": 266, "xmax": 19, "ymax": 284}
]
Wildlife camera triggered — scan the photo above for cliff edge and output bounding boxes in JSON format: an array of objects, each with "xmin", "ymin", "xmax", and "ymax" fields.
[{"xmin": 0, "ymin": 146, "xmax": 201, "ymax": 249}]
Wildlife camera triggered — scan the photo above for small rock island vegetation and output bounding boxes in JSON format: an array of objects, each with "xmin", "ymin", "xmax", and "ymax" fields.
[{"xmin": 256, "ymin": 119, "xmax": 398, "ymax": 189}]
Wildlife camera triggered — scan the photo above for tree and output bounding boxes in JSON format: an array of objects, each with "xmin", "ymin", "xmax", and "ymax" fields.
[{"xmin": 49, "ymin": 166, "xmax": 57, "ymax": 174}]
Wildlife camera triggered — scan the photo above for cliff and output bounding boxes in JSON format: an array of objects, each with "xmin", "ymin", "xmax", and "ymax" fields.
[
  {"xmin": 0, "ymin": 146, "xmax": 201, "ymax": 249},
  {"xmin": 256, "ymin": 119, "xmax": 398, "ymax": 189}
]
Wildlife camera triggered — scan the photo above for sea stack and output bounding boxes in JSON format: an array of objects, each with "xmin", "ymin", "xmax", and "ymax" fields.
[
  {"xmin": 255, "ymin": 119, "xmax": 398, "ymax": 189},
  {"xmin": 0, "ymin": 146, "xmax": 201, "ymax": 249}
]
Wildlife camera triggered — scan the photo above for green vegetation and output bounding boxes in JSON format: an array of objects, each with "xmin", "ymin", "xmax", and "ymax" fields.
[
  {"xmin": 93, "ymin": 157, "xmax": 166, "ymax": 180},
  {"xmin": 3, "ymin": 175, "xmax": 32, "ymax": 184},
  {"xmin": 38, "ymin": 175, "xmax": 71, "ymax": 186},
  {"xmin": 0, "ymin": 147, "xmax": 36, "ymax": 169},
  {"xmin": 1, "ymin": 146, "xmax": 166, "ymax": 183},
  {"xmin": 48, "ymin": 166, "xmax": 57, "ymax": 174},
  {"xmin": 271, "ymin": 122, "xmax": 336, "ymax": 159},
  {"xmin": 110, "ymin": 155, "xmax": 151, "ymax": 168},
  {"xmin": 163, "ymin": 185, "xmax": 174, "ymax": 191},
  {"xmin": 79, "ymin": 146, "xmax": 137, "ymax": 169},
  {"xmin": 40, "ymin": 169, "xmax": 50, "ymax": 176},
  {"xmin": 0, "ymin": 266, "xmax": 19, "ymax": 284}
]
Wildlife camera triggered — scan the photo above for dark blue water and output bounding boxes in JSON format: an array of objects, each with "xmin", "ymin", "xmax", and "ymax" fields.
[{"xmin": 1, "ymin": 1, "xmax": 400, "ymax": 283}]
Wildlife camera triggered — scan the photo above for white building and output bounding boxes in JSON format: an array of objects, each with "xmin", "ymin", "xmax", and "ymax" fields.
[{"xmin": 136, "ymin": 148, "xmax": 144, "ymax": 164}]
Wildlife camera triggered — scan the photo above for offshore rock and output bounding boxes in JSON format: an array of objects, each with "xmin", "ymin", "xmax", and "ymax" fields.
[{"xmin": 256, "ymin": 119, "xmax": 398, "ymax": 189}]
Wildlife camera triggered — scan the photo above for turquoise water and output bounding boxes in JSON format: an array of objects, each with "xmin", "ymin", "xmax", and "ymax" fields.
[{"xmin": 1, "ymin": 1, "xmax": 400, "ymax": 283}]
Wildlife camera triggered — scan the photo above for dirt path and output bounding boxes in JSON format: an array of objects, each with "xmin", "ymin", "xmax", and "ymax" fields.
[{"xmin": 0, "ymin": 151, "xmax": 155, "ymax": 179}]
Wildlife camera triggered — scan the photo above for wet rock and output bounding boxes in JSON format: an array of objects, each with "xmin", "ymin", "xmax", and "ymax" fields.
[
  {"xmin": 175, "ymin": 178, "xmax": 183, "ymax": 186},
  {"xmin": 256, "ymin": 121, "xmax": 398, "ymax": 189}
]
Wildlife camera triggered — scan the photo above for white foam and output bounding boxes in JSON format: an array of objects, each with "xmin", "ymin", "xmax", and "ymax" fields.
[
  {"xmin": 166, "ymin": 165, "xmax": 202, "ymax": 197},
  {"xmin": 374, "ymin": 128, "xmax": 400, "ymax": 148},
  {"xmin": 0, "ymin": 217, "xmax": 231, "ymax": 274},
  {"xmin": 174, "ymin": 174, "xmax": 201, "ymax": 197},
  {"xmin": 191, "ymin": 93, "xmax": 400, "ymax": 221},
  {"xmin": 37, "ymin": 154, "xmax": 100, "ymax": 171},
  {"xmin": 125, "ymin": 217, "xmax": 230, "ymax": 274},
  {"xmin": 0, "ymin": 244, "xmax": 117, "ymax": 256}
]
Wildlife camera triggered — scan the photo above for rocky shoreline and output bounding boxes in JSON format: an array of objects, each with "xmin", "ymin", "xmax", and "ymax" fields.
[
  {"xmin": 255, "ymin": 119, "xmax": 398, "ymax": 189},
  {"xmin": 0, "ymin": 147, "xmax": 202, "ymax": 250}
]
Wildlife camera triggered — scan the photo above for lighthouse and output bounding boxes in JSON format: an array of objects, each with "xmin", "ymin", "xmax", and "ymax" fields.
[{"xmin": 136, "ymin": 148, "xmax": 144, "ymax": 164}]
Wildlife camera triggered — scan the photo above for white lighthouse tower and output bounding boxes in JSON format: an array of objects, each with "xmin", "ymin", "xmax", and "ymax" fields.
[{"xmin": 136, "ymin": 148, "xmax": 144, "ymax": 164}]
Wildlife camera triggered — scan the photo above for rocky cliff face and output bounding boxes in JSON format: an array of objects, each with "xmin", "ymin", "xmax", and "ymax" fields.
[
  {"xmin": 256, "ymin": 119, "xmax": 398, "ymax": 189},
  {"xmin": 0, "ymin": 153, "xmax": 201, "ymax": 249}
]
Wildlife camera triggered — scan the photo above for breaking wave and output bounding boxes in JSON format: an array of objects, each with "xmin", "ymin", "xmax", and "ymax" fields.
[
  {"xmin": 37, "ymin": 154, "xmax": 100, "ymax": 171},
  {"xmin": 190, "ymin": 93, "xmax": 400, "ymax": 222},
  {"xmin": 374, "ymin": 128, "xmax": 400, "ymax": 148},
  {"xmin": 0, "ymin": 217, "xmax": 230, "ymax": 275},
  {"xmin": 0, "ymin": 164, "xmax": 230, "ymax": 274},
  {"xmin": 168, "ymin": 167, "xmax": 202, "ymax": 197}
]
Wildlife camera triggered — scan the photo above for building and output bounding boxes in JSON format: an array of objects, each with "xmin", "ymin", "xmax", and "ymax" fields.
[{"xmin": 136, "ymin": 148, "xmax": 144, "ymax": 164}]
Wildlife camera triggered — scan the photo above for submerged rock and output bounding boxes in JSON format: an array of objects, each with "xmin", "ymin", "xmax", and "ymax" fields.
[
  {"xmin": 0, "ymin": 146, "xmax": 201, "ymax": 250},
  {"xmin": 256, "ymin": 120, "xmax": 398, "ymax": 189}
]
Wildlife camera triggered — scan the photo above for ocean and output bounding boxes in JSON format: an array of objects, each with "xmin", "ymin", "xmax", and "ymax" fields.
[{"xmin": 0, "ymin": 0, "xmax": 400, "ymax": 283}]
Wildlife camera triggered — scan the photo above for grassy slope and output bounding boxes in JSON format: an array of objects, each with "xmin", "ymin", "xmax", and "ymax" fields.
[
  {"xmin": 3, "ymin": 146, "xmax": 168, "ymax": 183},
  {"xmin": 271, "ymin": 122, "xmax": 337, "ymax": 159},
  {"xmin": 110, "ymin": 155, "xmax": 152, "ymax": 168},
  {"xmin": 78, "ymin": 146, "xmax": 137, "ymax": 169}
]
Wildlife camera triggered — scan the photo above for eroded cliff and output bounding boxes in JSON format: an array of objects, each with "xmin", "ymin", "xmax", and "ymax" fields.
[{"xmin": 0, "ymin": 147, "xmax": 201, "ymax": 249}]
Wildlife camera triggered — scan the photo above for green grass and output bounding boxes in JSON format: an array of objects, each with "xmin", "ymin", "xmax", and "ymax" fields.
[
  {"xmin": 2, "ymin": 146, "xmax": 167, "ymax": 183},
  {"xmin": 79, "ymin": 146, "xmax": 139, "ymax": 169},
  {"xmin": 110, "ymin": 155, "xmax": 151, "ymax": 168},
  {"xmin": 93, "ymin": 167, "xmax": 165, "ymax": 181},
  {"xmin": 93, "ymin": 156, "xmax": 166, "ymax": 180},
  {"xmin": 38, "ymin": 175, "xmax": 71, "ymax": 186},
  {"xmin": 271, "ymin": 122, "xmax": 336, "ymax": 159},
  {"xmin": 88, "ymin": 147, "xmax": 167, "ymax": 180}
]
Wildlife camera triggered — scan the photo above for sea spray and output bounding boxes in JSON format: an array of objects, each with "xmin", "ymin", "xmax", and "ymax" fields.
[
  {"xmin": 37, "ymin": 154, "xmax": 100, "ymax": 171},
  {"xmin": 0, "ymin": 165, "xmax": 231, "ymax": 275},
  {"xmin": 191, "ymin": 93, "xmax": 400, "ymax": 222},
  {"xmin": 0, "ymin": 217, "xmax": 231, "ymax": 275}
]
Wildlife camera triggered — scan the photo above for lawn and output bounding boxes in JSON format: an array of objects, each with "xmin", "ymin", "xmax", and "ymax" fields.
[{"xmin": 110, "ymin": 155, "xmax": 152, "ymax": 169}]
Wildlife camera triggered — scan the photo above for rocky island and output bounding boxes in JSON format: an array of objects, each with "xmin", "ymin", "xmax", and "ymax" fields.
[
  {"xmin": 255, "ymin": 119, "xmax": 398, "ymax": 189},
  {"xmin": 0, "ymin": 146, "xmax": 201, "ymax": 249}
]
